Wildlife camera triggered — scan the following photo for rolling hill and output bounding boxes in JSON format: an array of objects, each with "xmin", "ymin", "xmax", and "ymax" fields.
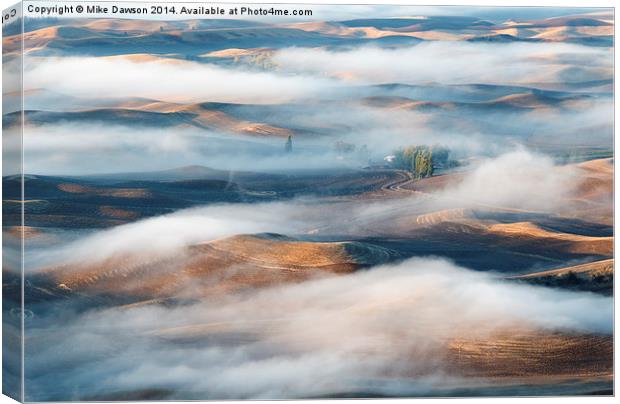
[
  {"xmin": 511, "ymin": 258, "xmax": 613, "ymax": 294},
  {"xmin": 36, "ymin": 233, "xmax": 397, "ymax": 300}
]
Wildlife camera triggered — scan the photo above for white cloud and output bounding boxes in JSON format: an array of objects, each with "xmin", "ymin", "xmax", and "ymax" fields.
[
  {"xmin": 26, "ymin": 257, "xmax": 612, "ymax": 400},
  {"xmin": 29, "ymin": 201, "xmax": 307, "ymax": 267},
  {"xmin": 272, "ymin": 41, "xmax": 612, "ymax": 86},
  {"xmin": 24, "ymin": 56, "xmax": 339, "ymax": 104},
  {"xmin": 441, "ymin": 149, "xmax": 579, "ymax": 211},
  {"xmin": 20, "ymin": 123, "xmax": 361, "ymax": 175}
]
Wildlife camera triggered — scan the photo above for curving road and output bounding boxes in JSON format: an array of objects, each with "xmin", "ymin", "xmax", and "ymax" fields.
[{"xmin": 380, "ymin": 169, "xmax": 416, "ymax": 192}]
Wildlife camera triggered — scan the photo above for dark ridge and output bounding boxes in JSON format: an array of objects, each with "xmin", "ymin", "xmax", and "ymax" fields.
[
  {"xmin": 468, "ymin": 34, "xmax": 542, "ymax": 43},
  {"xmin": 340, "ymin": 16, "xmax": 494, "ymax": 30},
  {"xmin": 4, "ymin": 109, "xmax": 196, "ymax": 127},
  {"xmin": 510, "ymin": 17, "xmax": 612, "ymax": 29},
  {"xmin": 252, "ymin": 232, "xmax": 297, "ymax": 241},
  {"xmin": 83, "ymin": 388, "xmax": 173, "ymax": 401},
  {"xmin": 566, "ymin": 36, "xmax": 613, "ymax": 47}
]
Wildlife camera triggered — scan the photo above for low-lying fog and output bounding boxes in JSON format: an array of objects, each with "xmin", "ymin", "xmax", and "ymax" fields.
[
  {"xmin": 25, "ymin": 148, "xmax": 582, "ymax": 270},
  {"xmin": 25, "ymin": 257, "xmax": 612, "ymax": 400},
  {"xmin": 15, "ymin": 92, "xmax": 612, "ymax": 176},
  {"xmin": 9, "ymin": 38, "xmax": 611, "ymax": 176},
  {"xmin": 11, "ymin": 28, "xmax": 613, "ymax": 400},
  {"xmin": 22, "ymin": 42, "xmax": 612, "ymax": 102}
]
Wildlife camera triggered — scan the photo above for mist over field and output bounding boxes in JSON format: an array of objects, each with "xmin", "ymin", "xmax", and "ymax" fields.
[
  {"xmin": 24, "ymin": 257, "xmax": 611, "ymax": 400},
  {"xmin": 24, "ymin": 148, "xmax": 580, "ymax": 270},
  {"xmin": 440, "ymin": 149, "xmax": 580, "ymax": 211},
  {"xmin": 12, "ymin": 37, "xmax": 611, "ymax": 175},
  {"xmin": 14, "ymin": 88, "xmax": 612, "ymax": 175},
  {"xmin": 272, "ymin": 42, "xmax": 612, "ymax": 85},
  {"xmin": 3, "ymin": 5, "xmax": 614, "ymax": 401},
  {"xmin": 25, "ymin": 56, "xmax": 340, "ymax": 104}
]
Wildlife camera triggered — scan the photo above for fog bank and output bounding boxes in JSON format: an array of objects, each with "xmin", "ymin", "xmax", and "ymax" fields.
[{"xmin": 25, "ymin": 257, "xmax": 612, "ymax": 400}]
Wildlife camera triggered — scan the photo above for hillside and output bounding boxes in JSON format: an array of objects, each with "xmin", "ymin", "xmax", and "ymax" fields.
[
  {"xmin": 38, "ymin": 234, "xmax": 397, "ymax": 299},
  {"xmin": 511, "ymin": 258, "xmax": 613, "ymax": 294}
]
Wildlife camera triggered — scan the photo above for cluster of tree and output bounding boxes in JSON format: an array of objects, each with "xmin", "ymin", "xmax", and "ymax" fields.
[
  {"xmin": 393, "ymin": 146, "xmax": 433, "ymax": 178},
  {"xmin": 391, "ymin": 145, "xmax": 452, "ymax": 178}
]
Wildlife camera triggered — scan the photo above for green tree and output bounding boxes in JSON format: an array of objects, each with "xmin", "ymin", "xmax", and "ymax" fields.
[{"xmin": 390, "ymin": 145, "xmax": 437, "ymax": 178}]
